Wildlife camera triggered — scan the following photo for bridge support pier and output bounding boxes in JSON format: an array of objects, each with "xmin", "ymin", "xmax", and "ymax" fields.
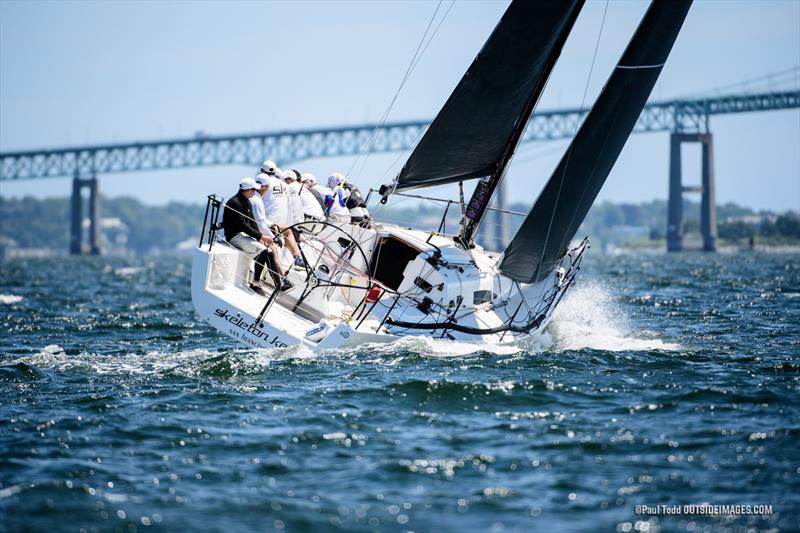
[
  {"xmin": 69, "ymin": 176, "xmax": 101, "ymax": 255},
  {"xmin": 667, "ymin": 132, "xmax": 717, "ymax": 252}
]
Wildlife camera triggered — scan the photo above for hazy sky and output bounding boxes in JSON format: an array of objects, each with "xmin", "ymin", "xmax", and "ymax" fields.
[{"xmin": 1, "ymin": 0, "xmax": 799, "ymax": 211}]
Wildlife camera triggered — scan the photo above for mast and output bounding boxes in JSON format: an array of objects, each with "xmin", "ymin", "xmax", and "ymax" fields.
[
  {"xmin": 457, "ymin": 82, "xmax": 541, "ymax": 247},
  {"xmin": 380, "ymin": 0, "xmax": 585, "ymax": 238}
]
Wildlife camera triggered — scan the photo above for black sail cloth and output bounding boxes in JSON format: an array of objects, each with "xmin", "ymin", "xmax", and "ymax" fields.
[
  {"xmin": 393, "ymin": 0, "xmax": 584, "ymax": 192},
  {"xmin": 499, "ymin": 0, "xmax": 693, "ymax": 284}
]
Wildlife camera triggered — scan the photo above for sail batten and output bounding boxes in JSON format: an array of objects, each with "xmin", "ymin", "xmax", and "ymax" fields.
[
  {"xmin": 392, "ymin": 0, "xmax": 585, "ymax": 193},
  {"xmin": 499, "ymin": 0, "xmax": 693, "ymax": 284}
]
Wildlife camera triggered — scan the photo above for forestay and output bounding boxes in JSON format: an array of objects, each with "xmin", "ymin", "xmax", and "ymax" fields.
[{"xmin": 500, "ymin": 0, "xmax": 693, "ymax": 284}]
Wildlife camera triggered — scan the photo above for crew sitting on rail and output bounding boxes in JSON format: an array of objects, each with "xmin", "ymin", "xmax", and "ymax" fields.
[
  {"xmin": 251, "ymin": 176, "xmax": 294, "ymax": 290},
  {"xmin": 281, "ymin": 169, "xmax": 306, "ymax": 226},
  {"xmin": 222, "ymin": 177, "xmax": 286, "ymax": 295},
  {"xmin": 324, "ymin": 173, "xmax": 352, "ymax": 224},
  {"xmin": 256, "ymin": 160, "xmax": 305, "ymax": 269},
  {"xmin": 298, "ymin": 173, "xmax": 326, "ymax": 221}
]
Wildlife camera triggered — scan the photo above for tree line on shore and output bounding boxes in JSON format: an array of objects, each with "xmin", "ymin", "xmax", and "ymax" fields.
[{"xmin": 0, "ymin": 195, "xmax": 797, "ymax": 255}]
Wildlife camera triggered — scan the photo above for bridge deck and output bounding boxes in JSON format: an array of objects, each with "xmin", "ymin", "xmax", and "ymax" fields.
[{"xmin": 1, "ymin": 90, "xmax": 798, "ymax": 181}]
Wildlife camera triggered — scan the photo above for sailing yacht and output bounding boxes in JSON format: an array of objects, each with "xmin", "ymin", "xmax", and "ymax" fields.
[{"xmin": 191, "ymin": 0, "xmax": 692, "ymax": 350}]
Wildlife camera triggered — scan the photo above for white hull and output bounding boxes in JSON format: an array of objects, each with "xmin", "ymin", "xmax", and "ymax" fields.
[{"xmin": 191, "ymin": 219, "xmax": 587, "ymax": 351}]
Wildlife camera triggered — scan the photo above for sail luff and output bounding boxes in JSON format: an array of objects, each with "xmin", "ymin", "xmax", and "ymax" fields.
[
  {"xmin": 389, "ymin": 0, "xmax": 585, "ymax": 194},
  {"xmin": 458, "ymin": 3, "xmax": 582, "ymax": 247},
  {"xmin": 499, "ymin": 0, "xmax": 693, "ymax": 284}
]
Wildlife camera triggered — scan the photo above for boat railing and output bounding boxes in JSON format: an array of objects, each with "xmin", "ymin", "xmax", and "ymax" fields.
[
  {"xmin": 200, "ymin": 194, "xmax": 224, "ymax": 249},
  {"xmin": 198, "ymin": 194, "xmax": 580, "ymax": 338},
  {"xmin": 365, "ymin": 188, "xmax": 527, "ymax": 237},
  {"xmin": 198, "ymin": 194, "xmax": 405, "ymax": 327}
]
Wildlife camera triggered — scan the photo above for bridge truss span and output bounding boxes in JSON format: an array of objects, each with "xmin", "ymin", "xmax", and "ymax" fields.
[{"xmin": 0, "ymin": 90, "xmax": 798, "ymax": 181}]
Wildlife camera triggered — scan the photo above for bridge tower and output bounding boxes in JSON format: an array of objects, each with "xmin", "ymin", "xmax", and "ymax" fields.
[
  {"xmin": 667, "ymin": 130, "xmax": 717, "ymax": 252},
  {"xmin": 70, "ymin": 175, "xmax": 101, "ymax": 255}
]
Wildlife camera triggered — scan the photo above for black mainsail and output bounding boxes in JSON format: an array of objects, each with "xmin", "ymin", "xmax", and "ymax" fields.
[
  {"xmin": 385, "ymin": 0, "xmax": 585, "ymax": 243},
  {"xmin": 499, "ymin": 0, "xmax": 693, "ymax": 284}
]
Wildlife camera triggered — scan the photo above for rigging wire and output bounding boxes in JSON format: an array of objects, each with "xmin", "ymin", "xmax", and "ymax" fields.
[
  {"xmin": 370, "ymin": 0, "xmax": 458, "ymax": 185},
  {"xmin": 345, "ymin": 1, "xmax": 446, "ymax": 180},
  {"xmin": 529, "ymin": 0, "xmax": 609, "ymax": 282}
]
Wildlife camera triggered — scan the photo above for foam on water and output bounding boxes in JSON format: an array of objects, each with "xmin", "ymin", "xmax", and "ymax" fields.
[
  {"xmin": 0, "ymin": 294, "xmax": 23, "ymax": 304},
  {"xmin": 20, "ymin": 343, "xmax": 340, "ymax": 378},
  {"xmin": 21, "ymin": 344, "xmax": 221, "ymax": 376},
  {"xmin": 17, "ymin": 281, "xmax": 674, "ymax": 375},
  {"xmin": 548, "ymin": 282, "xmax": 679, "ymax": 352},
  {"xmin": 114, "ymin": 266, "xmax": 146, "ymax": 277},
  {"xmin": 360, "ymin": 336, "xmax": 527, "ymax": 358}
]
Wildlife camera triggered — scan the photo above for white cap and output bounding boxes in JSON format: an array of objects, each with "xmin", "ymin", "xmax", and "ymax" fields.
[
  {"xmin": 239, "ymin": 177, "xmax": 258, "ymax": 191},
  {"xmin": 283, "ymin": 169, "xmax": 299, "ymax": 182},
  {"xmin": 260, "ymin": 160, "xmax": 279, "ymax": 175},
  {"xmin": 327, "ymin": 172, "xmax": 346, "ymax": 189},
  {"xmin": 254, "ymin": 174, "xmax": 270, "ymax": 187},
  {"xmin": 300, "ymin": 172, "xmax": 316, "ymax": 185}
]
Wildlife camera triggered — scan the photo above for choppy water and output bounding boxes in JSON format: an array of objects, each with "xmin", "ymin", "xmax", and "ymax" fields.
[{"xmin": 1, "ymin": 251, "xmax": 798, "ymax": 532}]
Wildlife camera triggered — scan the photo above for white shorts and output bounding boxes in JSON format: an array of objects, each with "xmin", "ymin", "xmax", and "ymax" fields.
[{"xmin": 229, "ymin": 233, "xmax": 267, "ymax": 258}]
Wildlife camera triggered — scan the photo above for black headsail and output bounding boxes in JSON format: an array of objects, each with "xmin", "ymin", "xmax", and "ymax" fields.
[
  {"xmin": 499, "ymin": 0, "xmax": 692, "ymax": 284},
  {"xmin": 384, "ymin": 0, "xmax": 585, "ymax": 244}
]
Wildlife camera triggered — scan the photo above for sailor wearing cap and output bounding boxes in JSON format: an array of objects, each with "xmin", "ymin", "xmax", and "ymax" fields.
[
  {"xmin": 282, "ymin": 169, "xmax": 305, "ymax": 226},
  {"xmin": 325, "ymin": 172, "xmax": 351, "ymax": 224},
  {"xmin": 222, "ymin": 177, "xmax": 288, "ymax": 294},
  {"xmin": 298, "ymin": 173, "xmax": 326, "ymax": 221},
  {"xmin": 257, "ymin": 160, "xmax": 306, "ymax": 269},
  {"xmin": 258, "ymin": 160, "xmax": 291, "ymax": 226}
]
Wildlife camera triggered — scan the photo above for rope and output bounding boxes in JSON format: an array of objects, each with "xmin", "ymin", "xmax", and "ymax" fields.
[
  {"xmin": 529, "ymin": 0, "xmax": 609, "ymax": 282},
  {"xmin": 345, "ymin": 0, "xmax": 445, "ymax": 180},
  {"xmin": 358, "ymin": 0, "xmax": 458, "ymax": 182}
]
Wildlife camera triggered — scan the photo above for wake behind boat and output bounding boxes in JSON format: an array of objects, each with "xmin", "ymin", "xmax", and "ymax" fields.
[{"xmin": 191, "ymin": 0, "xmax": 692, "ymax": 350}]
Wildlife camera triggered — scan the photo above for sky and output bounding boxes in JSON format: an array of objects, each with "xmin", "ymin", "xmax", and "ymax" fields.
[{"xmin": 1, "ymin": 0, "xmax": 799, "ymax": 212}]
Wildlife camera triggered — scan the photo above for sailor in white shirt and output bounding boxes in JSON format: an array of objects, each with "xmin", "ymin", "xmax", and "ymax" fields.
[
  {"xmin": 282, "ymin": 169, "xmax": 306, "ymax": 226},
  {"xmin": 257, "ymin": 160, "xmax": 305, "ymax": 268},
  {"xmin": 259, "ymin": 167, "xmax": 292, "ymax": 226},
  {"xmin": 298, "ymin": 173, "xmax": 326, "ymax": 221},
  {"xmin": 250, "ymin": 176, "xmax": 289, "ymax": 285}
]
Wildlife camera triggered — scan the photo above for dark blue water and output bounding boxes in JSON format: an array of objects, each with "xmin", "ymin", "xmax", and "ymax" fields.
[{"xmin": 1, "ymin": 251, "xmax": 798, "ymax": 532}]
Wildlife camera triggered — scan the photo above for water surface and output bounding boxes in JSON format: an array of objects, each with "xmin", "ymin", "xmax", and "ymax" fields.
[{"xmin": 1, "ymin": 252, "xmax": 798, "ymax": 532}]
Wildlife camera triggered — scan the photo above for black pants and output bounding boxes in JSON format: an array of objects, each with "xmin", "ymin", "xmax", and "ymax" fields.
[{"xmin": 254, "ymin": 250, "xmax": 281, "ymax": 285}]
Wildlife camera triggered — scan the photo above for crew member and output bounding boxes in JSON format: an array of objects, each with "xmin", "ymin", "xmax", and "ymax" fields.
[
  {"xmin": 257, "ymin": 160, "xmax": 305, "ymax": 268},
  {"xmin": 342, "ymin": 180, "xmax": 370, "ymax": 225},
  {"xmin": 252, "ymin": 175, "xmax": 292, "ymax": 288},
  {"xmin": 222, "ymin": 177, "xmax": 286, "ymax": 294},
  {"xmin": 325, "ymin": 172, "xmax": 351, "ymax": 224},
  {"xmin": 282, "ymin": 169, "xmax": 305, "ymax": 226},
  {"xmin": 299, "ymin": 173, "xmax": 326, "ymax": 221}
]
